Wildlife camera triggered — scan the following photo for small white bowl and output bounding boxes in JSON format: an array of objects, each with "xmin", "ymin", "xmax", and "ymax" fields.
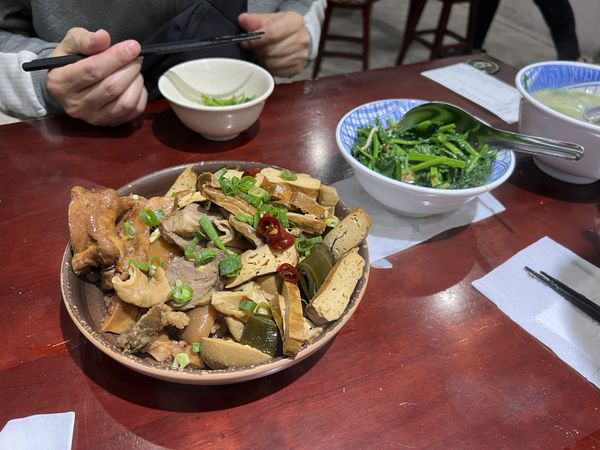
[
  {"xmin": 515, "ymin": 61, "xmax": 600, "ymax": 184},
  {"xmin": 158, "ymin": 58, "xmax": 274, "ymax": 141},
  {"xmin": 336, "ymin": 99, "xmax": 515, "ymax": 217}
]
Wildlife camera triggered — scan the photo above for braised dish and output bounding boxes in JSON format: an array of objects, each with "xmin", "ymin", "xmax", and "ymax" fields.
[{"xmin": 61, "ymin": 161, "xmax": 370, "ymax": 384}]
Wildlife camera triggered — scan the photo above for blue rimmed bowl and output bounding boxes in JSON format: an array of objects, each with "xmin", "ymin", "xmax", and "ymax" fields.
[
  {"xmin": 336, "ymin": 99, "xmax": 515, "ymax": 217},
  {"xmin": 516, "ymin": 61, "xmax": 600, "ymax": 184}
]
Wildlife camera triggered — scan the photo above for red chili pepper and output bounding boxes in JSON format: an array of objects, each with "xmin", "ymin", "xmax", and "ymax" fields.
[
  {"xmin": 257, "ymin": 215, "xmax": 295, "ymax": 250},
  {"xmin": 257, "ymin": 215, "xmax": 282, "ymax": 240},
  {"xmin": 242, "ymin": 167, "xmax": 261, "ymax": 178},
  {"xmin": 277, "ymin": 263, "xmax": 300, "ymax": 283},
  {"xmin": 269, "ymin": 229, "xmax": 295, "ymax": 251}
]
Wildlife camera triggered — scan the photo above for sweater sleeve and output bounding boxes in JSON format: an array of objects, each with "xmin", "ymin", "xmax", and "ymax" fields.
[
  {"xmin": 277, "ymin": 0, "xmax": 325, "ymax": 60},
  {"xmin": 0, "ymin": 2, "xmax": 61, "ymax": 118}
]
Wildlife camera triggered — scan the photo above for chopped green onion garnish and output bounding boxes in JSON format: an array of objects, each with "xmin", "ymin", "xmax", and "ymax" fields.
[
  {"xmin": 239, "ymin": 176, "xmax": 257, "ymax": 192},
  {"xmin": 281, "ymin": 169, "xmax": 298, "ymax": 181},
  {"xmin": 257, "ymin": 204, "xmax": 289, "ymax": 228},
  {"xmin": 234, "ymin": 213, "xmax": 253, "ymax": 224},
  {"xmin": 219, "ymin": 177, "xmax": 236, "ymax": 196},
  {"xmin": 199, "ymin": 216, "xmax": 227, "ymax": 252},
  {"xmin": 194, "ymin": 248, "xmax": 217, "ymax": 266},
  {"xmin": 238, "ymin": 191, "xmax": 263, "ymax": 208},
  {"xmin": 248, "ymin": 186, "xmax": 270, "ymax": 202},
  {"xmin": 123, "ymin": 221, "xmax": 136, "ymax": 238},
  {"xmin": 325, "ymin": 217, "xmax": 340, "ymax": 228},
  {"xmin": 148, "ymin": 256, "xmax": 164, "ymax": 274},
  {"xmin": 214, "ymin": 167, "xmax": 228, "ymax": 180},
  {"xmin": 149, "ymin": 228, "xmax": 161, "ymax": 243},
  {"xmin": 191, "ymin": 342, "xmax": 201, "ymax": 353},
  {"xmin": 170, "ymin": 281, "xmax": 194, "ymax": 305},
  {"xmin": 219, "ymin": 253, "xmax": 242, "ymax": 277},
  {"xmin": 295, "ymin": 236, "xmax": 323, "ymax": 256},
  {"xmin": 184, "ymin": 235, "xmax": 202, "ymax": 261},
  {"xmin": 129, "ymin": 259, "xmax": 149, "ymax": 272},
  {"xmin": 139, "ymin": 209, "xmax": 164, "ymax": 228},
  {"xmin": 172, "ymin": 352, "xmax": 190, "ymax": 370},
  {"xmin": 239, "ymin": 299, "xmax": 257, "ymax": 313}
]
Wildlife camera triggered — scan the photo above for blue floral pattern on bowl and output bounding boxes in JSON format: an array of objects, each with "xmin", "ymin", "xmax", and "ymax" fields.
[
  {"xmin": 518, "ymin": 63, "xmax": 600, "ymax": 94},
  {"xmin": 336, "ymin": 99, "xmax": 513, "ymax": 186}
]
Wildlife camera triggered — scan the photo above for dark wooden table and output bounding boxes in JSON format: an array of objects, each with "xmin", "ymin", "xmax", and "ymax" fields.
[{"xmin": 2, "ymin": 55, "xmax": 600, "ymax": 449}]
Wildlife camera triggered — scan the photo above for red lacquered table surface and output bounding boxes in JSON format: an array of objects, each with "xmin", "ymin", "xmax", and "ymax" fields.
[{"xmin": 1, "ymin": 55, "xmax": 600, "ymax": 449}]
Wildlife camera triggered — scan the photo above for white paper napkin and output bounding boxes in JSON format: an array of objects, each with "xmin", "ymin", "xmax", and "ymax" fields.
[
  {"xmin": 421, "ymin": 63, "xmax": 521, "ymax": 124},
  {"xmin": 472, "ymin": 236, "xmax": 600, "ymax": 388},
  {"xmin": 334, "ymin": 177, "xmax": 505, "ymax": 266},
  {"xmin": 0, "ymin": 412, "xmax": 75, "ymax": 450}
]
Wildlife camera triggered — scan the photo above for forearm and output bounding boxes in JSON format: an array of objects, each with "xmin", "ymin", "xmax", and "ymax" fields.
[
  {"xmin": 0, "ymin": 9, "xmax": 62, "ymax": 118},
  {"xmin": 0, "ymin": 50, "xmax": 47, "ymax": 118},
  {"xmin": 298, "ymin": 0, "xmax": 326, "ymax": 59}
]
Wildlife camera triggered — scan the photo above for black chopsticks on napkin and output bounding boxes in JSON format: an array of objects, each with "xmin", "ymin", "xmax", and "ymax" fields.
[
  {"xmin": 21, "ymin": 31, "xmax": 264, "ymax": 72},
  {"xmin": 524, "ymin": 266, "xmax": 600, "ymax": 322}
]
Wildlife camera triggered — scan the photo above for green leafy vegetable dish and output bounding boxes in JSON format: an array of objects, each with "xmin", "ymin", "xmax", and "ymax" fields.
[
  {"xmin": 201, "ymin": 93, "xmax": 256, "ymax": 107},
  {"xmin": 351, "ymin": 117, "xmax": 498, "ymax": 189}
]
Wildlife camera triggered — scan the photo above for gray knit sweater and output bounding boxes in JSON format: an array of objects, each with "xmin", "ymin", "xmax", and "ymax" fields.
[{"xmin": 0, "ymin": 0, "xmax": 323, "ymax": 117}]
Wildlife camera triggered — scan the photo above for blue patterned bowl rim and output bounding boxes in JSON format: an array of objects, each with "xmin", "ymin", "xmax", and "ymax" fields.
[
  {"xmin": 335, "ymin": 99, "xmax": 515, "ymax": 196},
  {"xmin": 515, "ymin": 60, "xmax": 600, "ymax": 131}
]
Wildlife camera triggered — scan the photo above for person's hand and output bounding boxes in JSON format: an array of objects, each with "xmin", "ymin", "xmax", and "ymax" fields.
[
  {"xmin": 47, "ymin": 28, "xmax": 147, "ymax": 126},
  {"xmin": 238, "ymin": 12, "xmax": 310, "ymax": 77}
]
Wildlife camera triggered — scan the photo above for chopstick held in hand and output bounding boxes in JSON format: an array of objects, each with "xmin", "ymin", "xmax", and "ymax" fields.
[
  {"xmin": 524, "ymin": 266, "xmax": 600, "ymax": 323},
  {"xmin": 21, "ymin": 31, "xmax": 264, "ymax": 72}
]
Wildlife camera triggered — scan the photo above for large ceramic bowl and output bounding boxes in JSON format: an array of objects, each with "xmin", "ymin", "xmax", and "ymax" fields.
[
  {"xmin": 336, "ymin": 99, "xmax": 515, "ymax": 217},
  {"xmin": 158, "ymin": 58, "xmax": 274, "ymax": 141},
  {"xmin": 61, "ymin": 161, "xmax": 369, "ymax": 385},
  {"xmin": 516, "ymin": 61, "xmax": 600, "ymax": 184}
]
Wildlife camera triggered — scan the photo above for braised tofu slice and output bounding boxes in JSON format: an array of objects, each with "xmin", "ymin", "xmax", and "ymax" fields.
[
  {"xmin": 166, "ymin": 165, "xmax": 197, "ymax": 197},
  {"xmin": 225, "ymin": 245, "xmax": 298, "ymax": 288},
  {"xmin": 318, "ymin": 184, "xmax": 340, "ymax": 208},
  {"xmin": 260, "ymin": 167, "xmax": 321, "ymax": 199},
  {"xmin": 273, "ymin": 281, "xmax": 305, "ymax": 357},
  {"xmin": 288, "ymin": 212, "xmax": 327, "ymax": 235},
  {"xmin": 306, "ymin": 248, "xmax": 365, "ymax": 325},
  {"xmin": 323, "ymin": 208, "xmax": 371, "ymax": 260},
  {"xmin": 290, "ymin": 191, "xmax": 328, "ymax": 219}
]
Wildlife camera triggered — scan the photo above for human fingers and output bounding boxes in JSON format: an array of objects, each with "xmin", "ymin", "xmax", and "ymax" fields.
[
  {"xmin": 240, "ymin": 12, "xmax": 309, "ymax": 76},
  {"xmin": 48, "ymin": 38, "xmax": 141, "ymax": 94},
  {"xmin": 94, "ymin": 74, "xmax": 148, "ymax": 126},
  {"xmin": 51, "ymin": 28, "xmax": 112, "ymax": 57},
  {"xmin": 56, "ymin": 58, "xmax": 144, "ymax": 125}
]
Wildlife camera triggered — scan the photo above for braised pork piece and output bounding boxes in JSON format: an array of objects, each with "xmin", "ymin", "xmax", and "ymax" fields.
[{"xmin": 68, "ymin": 165, "xmax": 371, "ymax": 370}]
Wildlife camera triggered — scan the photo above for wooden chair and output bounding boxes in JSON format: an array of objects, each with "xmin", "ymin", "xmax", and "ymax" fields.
[
  {"xmin": 312, "ymin": 0, "xmax": 373, "ymax": 78},
  {"xmin": 396, "ymin": 0, "xmax": 478, "ymax": 65}
]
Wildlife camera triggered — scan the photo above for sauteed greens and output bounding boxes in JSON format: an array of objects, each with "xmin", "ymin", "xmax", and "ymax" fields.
[
  {"xmin": 201, "ymin": 93, "xmax": 256, "ymax": 106},
  {"xmin": 351, "ymin": 118, "xmax": 497, "ymax": 189}
]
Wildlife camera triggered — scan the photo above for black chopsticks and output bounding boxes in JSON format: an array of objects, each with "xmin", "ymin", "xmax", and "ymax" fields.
[
  {"xmin": 524, "ymin": 266, "xmax": 600, "ymax": 322},
  {"xmin": 21, "ymin": 31, "xmax": 264, "ymax": 72}
]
